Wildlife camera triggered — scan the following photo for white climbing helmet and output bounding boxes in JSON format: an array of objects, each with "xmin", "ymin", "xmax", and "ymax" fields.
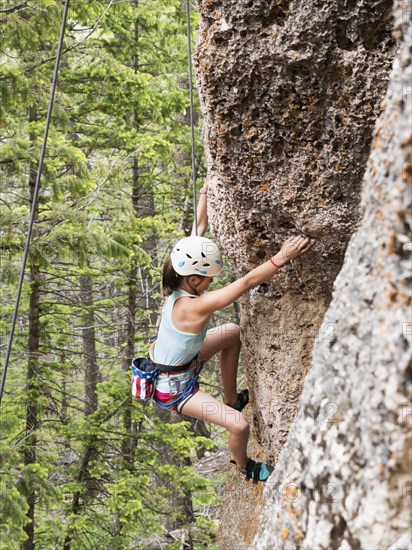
[{"xmin": 171, "ymin": 236, "xmax": 223, "ymax": 277}]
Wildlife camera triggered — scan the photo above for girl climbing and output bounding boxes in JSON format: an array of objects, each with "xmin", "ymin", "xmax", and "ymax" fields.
[{"xmin": 150, "ymin": 184, "xmax": 313, "ymax": 483}]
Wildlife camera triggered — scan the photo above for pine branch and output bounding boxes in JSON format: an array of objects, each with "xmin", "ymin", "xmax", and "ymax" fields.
[
  {"xmin": 23, "ymin": 0, "xmax": 115, "ymax": 73},
  {"xmin": 0, "ymin": 2, "xmax": 29, "ymax": 15}
]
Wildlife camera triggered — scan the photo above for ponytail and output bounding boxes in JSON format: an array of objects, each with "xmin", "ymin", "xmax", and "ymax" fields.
[{"xmin": 162, "ymin": 257, "xmax": 183, "ymax": 296}]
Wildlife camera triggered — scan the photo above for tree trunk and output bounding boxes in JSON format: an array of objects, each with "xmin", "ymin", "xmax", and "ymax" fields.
[
  {"xmin": 116, "ymin": 7, "xmax": 149, "ymax": 536},
  {"xmin": 63, "ymin": 274, "xmax": 99, "ymax": 550},
  {"xmin": 80, "ymin": 274, "xmax": 99, "ymax": 417},
  {"xmin": 22, "ymin": 105, "xmax": 39, "ymax": 550},
  {"xmin": 121, "ymin": 257, "xmax": 139, "ymax": 469},
  {"xmin": 22, "ymin": 267, "xmax": 41, "ymax": 550}
]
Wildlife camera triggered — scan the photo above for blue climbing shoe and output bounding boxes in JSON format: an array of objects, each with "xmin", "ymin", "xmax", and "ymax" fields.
[
  {"xmin": 227, "ymin": 389, "xmax": 249, "ymax": 412},
  {"xmin": 231, "ymin": 458, "xmax": 274, "ymax": 484}
]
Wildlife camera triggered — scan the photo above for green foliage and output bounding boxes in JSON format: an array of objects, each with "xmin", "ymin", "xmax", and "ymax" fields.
[
  {"xmin": 0, "ymin": 1, "xmax": 224, "ymax": 548},
  {"xmin": 0, "ymin": 403, "xmax": 29, "ymax": 549}
]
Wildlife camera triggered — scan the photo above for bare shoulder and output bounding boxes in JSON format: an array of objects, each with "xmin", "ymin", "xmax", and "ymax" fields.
[
  {"xmin": 173, "ymin": 295, "xmax": 208, "ymax": 332},
  {"xmin": 174, "ymin": 295, "xmax": 203, "ymax": 319},
  {"xmin": 193, "ymin": 278, "xmax": 249, "ymax": 316}
]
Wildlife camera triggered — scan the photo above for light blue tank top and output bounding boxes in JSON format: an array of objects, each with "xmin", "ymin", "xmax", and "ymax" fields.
[{"xmin": 152, "ymin": 289, "xmax": 208, "ymax": 366}]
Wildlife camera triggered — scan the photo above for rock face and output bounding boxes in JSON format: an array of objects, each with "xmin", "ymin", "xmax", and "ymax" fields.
[
  {"xmin": 254, "ymin": 3, "xmax": 412, "ymax": 548},
  {"xmin": 194, "ymin": 0, "xmax": 404, "ymax": 547}
]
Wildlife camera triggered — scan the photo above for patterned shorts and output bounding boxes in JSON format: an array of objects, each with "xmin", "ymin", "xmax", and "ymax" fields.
[
  {"xmin": 154, "ymin": 355, "xmax": 204, "ymax": 413},
  {"xmin": 154, "ymin": 381, "xmax": 200, "ymax": 413}
]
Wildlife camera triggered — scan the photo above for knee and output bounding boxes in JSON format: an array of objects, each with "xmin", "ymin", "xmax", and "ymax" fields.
[
  {"xmin": 226, "ymin": 323, "xmax": 241, "ymax": 343},
  {"xmin": 230, "ymin": 415, "xmax": 250, "ymax": 437}
]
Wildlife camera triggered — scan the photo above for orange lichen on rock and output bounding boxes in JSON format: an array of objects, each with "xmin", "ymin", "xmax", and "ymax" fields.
[
  {"xmin": 282, "ymin": 484, "xmax": 298, "ymax": 501},
  {"xmin": 375, "ymin": 134, "xmax": 381, "ymax": 150},
  {"xmin": 280, "ymin": 527, "xmax": 289, "ymax": 539}
]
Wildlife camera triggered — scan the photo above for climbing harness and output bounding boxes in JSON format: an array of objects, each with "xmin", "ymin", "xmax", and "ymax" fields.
[
  {"xmin": 154, "ymin": 356, "xmax": 204, "ymax": 412},
  {"xmin": 131, "ymin": 340, "xmax": 204, "ymax": 411},
  {"xmin": 0, "ymin": 0, "xmax": 70, "ymax": 407}
]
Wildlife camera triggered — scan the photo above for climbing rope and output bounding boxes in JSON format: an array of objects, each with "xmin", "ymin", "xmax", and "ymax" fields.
[
  {"xmin": 0, "ymin": 0, "xmax": 70, "ymax": 407},
  {"xmin": 185, "ymin": 0, "xmax": 198, "ymax": 236}
]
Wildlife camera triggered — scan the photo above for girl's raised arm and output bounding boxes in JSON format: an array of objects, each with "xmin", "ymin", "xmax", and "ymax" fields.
[
  {"xmin": 191, "ymin": 183, "xmax": 209, "ymax": 237},
  {"xmin": 194, "ymin": 236, "xmax": 313, "ymax": 317}
]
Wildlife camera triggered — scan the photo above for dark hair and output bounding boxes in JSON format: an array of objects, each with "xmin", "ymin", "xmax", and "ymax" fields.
[
  {"xmin": 162, "ymin": 257, "xmax": 183, "ymax": 296},
  {"xmin": 162, "ymin": 257, "xmax": 207, "ymax": 296}
]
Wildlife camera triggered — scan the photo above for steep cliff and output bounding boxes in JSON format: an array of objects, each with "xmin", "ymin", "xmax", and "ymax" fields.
[
  {"xmin": 255, "ymin": 3, "xmax": 412, "ymax": 548},
  {"xmin": 194, "ymin": 0, "xmax": 404, "ymax": 548}
]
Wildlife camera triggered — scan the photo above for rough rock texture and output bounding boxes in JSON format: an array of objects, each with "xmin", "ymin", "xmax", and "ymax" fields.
[
  {"xmin": 195, "ymin": 0, "xmax": 398, "ymax": 548},
  {"xmin": 254, "ymin": 3, "xmax": 412, "ymax": 548}
]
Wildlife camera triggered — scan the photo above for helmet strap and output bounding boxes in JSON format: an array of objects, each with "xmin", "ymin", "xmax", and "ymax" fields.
[
  {"xmin": 190, "ymin": 281, "xmax": 201, "ymax": 296},
  {"xmin": 186, "ymin": 276, "xmax": 202, "ymax": 296}
]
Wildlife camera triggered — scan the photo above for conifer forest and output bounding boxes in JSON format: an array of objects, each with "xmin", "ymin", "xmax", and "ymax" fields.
[{"xmin": 0, "ymin": 1, "xmax": 226, "ymax": 548}]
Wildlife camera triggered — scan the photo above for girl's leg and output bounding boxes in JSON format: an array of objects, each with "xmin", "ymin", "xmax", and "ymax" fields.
[
  {"xmin": 179, "ymin": 390, "xmax": 249, "ymax": 469},
  {"xmin": 200, "ymin": 323, "xmax": 241, "ymax": 407}
]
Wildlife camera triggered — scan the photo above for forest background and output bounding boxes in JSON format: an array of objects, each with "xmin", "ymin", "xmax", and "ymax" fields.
[{"xmin": 0, "ymin": 1, "xmax": 236, "ymax": 548}]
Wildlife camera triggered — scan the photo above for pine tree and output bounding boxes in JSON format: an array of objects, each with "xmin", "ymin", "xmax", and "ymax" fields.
[{"xmin": 0, "ymin": 1, "xmax": 220, "ymax": 547}]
